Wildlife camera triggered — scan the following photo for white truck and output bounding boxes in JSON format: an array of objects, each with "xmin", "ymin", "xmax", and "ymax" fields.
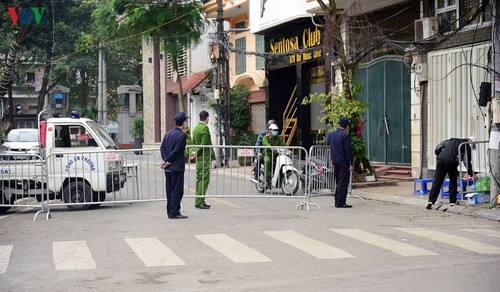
[{"xmin": 0, "ymin": 113, "xmax": 127, "ymax": 212}]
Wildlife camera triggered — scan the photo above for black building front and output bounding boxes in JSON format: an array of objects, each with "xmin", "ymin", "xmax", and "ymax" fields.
[{"xmin": 263, "ymin": 19, "xmax": 327, "ymax": 151}]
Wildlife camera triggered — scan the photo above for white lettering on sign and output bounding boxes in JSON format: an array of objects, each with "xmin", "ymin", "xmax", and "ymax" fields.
[
  {"xmin": 104, "ymin": 153, "xmax": 119, "ymax": 161},
  {"xmin": 237, "ymin": 149, "xmax": 255, "ymax": 157}
]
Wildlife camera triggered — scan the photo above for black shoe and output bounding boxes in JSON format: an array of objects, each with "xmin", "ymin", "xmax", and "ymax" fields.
[
  {"xmin": 169, "ymin": 214, "xmax": 188, "ymax": 219},
  {"xmin": 426, "ymin": 202, "xmax": 433, "ymax": 210},
  {"xmin": 336, "ymin": 204, "xmax": 352, "ymax": 208},
  {"xmin": 195, "ymin": 203, "xmax": 210, "ymax": 209}
]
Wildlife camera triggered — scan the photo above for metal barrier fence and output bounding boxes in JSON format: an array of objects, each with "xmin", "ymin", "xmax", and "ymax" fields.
[
  {"xmin": 184, "ymin": 145, "xmax": 308, "ymax": 199},
  {"xmin": 0, "ymin": 153, "xmax": 46, "ymax": 216},
  {"xmin": 458, "ymin": 140, "xmax": 496, "ymax": 204},
  {"xmin": 0, "ymin": 145, "xmax": 318, "ymax": 219},
  {"xmin": 299, "ymin": 146, "xmax": 364, "ymax": 210}
]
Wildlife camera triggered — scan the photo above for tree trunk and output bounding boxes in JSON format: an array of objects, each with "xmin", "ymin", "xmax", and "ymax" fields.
[
  {"xmin": 37, "ymin": 42, "xmax": 55, "ymax": 112},
  {"xmin": 0, "ymin": 0, "xmax": 45, "ymax": 98}
]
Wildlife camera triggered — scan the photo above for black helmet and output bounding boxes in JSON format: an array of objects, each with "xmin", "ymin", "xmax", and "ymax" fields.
[{"xmin": 267, "ymin": 119, "xmax": 277, "ymax": 128}]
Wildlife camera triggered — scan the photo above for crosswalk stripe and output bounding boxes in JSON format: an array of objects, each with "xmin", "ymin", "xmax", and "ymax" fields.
[
  {"xmin": 330, "ymin": 228, "xmax": 436, "ymax": 256},
  {"xmin": 53, "ymin": 241, "xmax": 96, "ymax": 270},
  {"xmin": 125, "ymin": 237, "xmax": 186, "ymax": 267},
  {"xmin": 0, "ymin": 245, "xmax": 13, "ymax": 274},
  {"xmin": 195, "ymin": 234, "xmax": 271, "ymax": 263},
  {"xmin": 263, "ymin": 230, "xmax": 354, "ymax": 259},
  {"xmin": 396, "ymin": 228, "xmax": 500, "ymax": 254},
  {"xmin": 462, "ymin": 228, "xmax": 500, "ymax": 239}
]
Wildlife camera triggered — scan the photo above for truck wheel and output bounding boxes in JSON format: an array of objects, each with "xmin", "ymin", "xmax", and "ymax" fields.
[
  {"xmin": 63, "ymin": 181, "xmax": 92, "ymax": 211},
  {"xmin": 0, "ymin": 191, "xmax": 12, "ymax": 213}
]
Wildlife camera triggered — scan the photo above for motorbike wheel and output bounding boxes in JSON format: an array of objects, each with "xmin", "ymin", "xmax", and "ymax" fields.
[
  {"xmin": 255, "ymin": 168, "xmax": 265, "ymax": 193},
  {"xmin": 281, "ymin": 170, "xmax": 300, "ymax": 196}
]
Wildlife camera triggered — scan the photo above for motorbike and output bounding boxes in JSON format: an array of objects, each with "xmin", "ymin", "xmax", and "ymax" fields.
[
  {"xmin": 250, "ymin": 148, "xmax": 300, "ymax": 196},
  {"xmin": 300, "ymin": 156, "xmax": 335, "ymax": 194}
]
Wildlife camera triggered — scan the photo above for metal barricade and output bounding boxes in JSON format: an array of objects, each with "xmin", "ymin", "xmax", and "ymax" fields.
[
  {"xmin": 2, "ymin": 145, "xmax": 313, "ymax": 219},
  {"xmin": 0, "ymin": 153, "xmax": 48, "ymax": 219},
  {"xmin": 298, "ymin": 145, "xmax": 364, "ymax": 211},
  {"xmin": 458, "ymin": 140, "xmax": 492, "ymax": 205},
  {"xmin": 185, "ymin": 145, "xmax": 308, "ymax": 200}
]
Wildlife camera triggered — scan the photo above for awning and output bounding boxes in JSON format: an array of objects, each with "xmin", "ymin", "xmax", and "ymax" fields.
[{"xmin": 169, "ymin": 70, "xmax": 212, "ymax": 95}]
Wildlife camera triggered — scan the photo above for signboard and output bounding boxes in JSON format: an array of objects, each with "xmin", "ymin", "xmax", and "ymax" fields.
[
  {"xmin": 237, "ymin": 148, "xmax": 255, "ymax": 157},
  {"xmin": 268, "ymin": 26, "xmax": 323, "ymax": 65}
]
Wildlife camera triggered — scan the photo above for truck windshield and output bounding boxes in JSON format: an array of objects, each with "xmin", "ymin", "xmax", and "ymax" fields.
[{"xmin": 87, "ymin": 121, "xmax": 118, "ymax": 149}]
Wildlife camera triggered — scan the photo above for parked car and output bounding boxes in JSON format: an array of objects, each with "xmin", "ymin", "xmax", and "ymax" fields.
[{"xmin": 0, "ymin": 128, "xmax": 40, "ymax": 160}]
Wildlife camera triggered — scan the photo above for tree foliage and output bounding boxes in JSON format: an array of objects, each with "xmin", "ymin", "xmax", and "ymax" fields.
[{"xmin": 93, "ymin": 0, "xmax": 208, "ymax": 113}]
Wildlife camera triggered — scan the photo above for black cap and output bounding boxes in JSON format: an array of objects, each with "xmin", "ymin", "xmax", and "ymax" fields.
[
  {"xmin": 339, "ymin": 116, "xmax": 349, "ymax": 127},
  {"xmin": 174, "ymin": 112, "xmax": 189, "ymax": 123}
]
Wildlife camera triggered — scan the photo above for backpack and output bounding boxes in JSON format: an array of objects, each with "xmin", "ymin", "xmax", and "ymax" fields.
[{"xmin": 434, "ymin": 139, "xmax": 450, "ymax": 156}]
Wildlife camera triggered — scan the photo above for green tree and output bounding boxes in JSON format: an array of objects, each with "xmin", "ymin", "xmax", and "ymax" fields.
[{"xmin": 92, "ymin": 0, "xmax": 208, "ymax": 113}]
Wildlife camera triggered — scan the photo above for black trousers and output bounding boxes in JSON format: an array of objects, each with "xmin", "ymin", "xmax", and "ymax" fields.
[
  {"xmin": 165, "ymin": 171, "xmax": 184, "ymax": 217},
  {"xmin": 333, "ymin": 162, "xmax": 350, "ymax": 206},
  {"xmin": 428, "ymin": 158, "xmax": 459, "ymax": 204}
]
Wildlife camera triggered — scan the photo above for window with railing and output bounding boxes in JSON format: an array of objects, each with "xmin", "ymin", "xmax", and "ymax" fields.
[{"xmin": 435, "ymin": 0, "xmax": 491, "ymax": 33}]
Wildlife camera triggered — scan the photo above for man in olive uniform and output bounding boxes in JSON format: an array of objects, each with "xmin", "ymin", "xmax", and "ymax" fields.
[
  {"xmin": 262, "ymin": 123, "xmax": 285, "ymax": 189},
  {"xmin": 191, "ymin": 110, "xmax": 215, "ymax": 209}
]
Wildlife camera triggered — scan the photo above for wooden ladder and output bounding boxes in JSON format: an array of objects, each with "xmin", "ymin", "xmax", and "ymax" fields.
[{"xmin": 280, "ymin": 85, "xmax": 298, "ymax": 146}]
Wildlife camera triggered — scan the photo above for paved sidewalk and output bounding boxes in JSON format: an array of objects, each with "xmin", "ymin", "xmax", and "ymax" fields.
[{"xmin": 351, "ymin": 181, "xmax": 500, "ymax": 222}]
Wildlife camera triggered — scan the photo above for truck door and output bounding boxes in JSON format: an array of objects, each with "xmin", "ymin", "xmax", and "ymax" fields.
[{"xmin": 48, "ymin": 124, "xmax": 101, "ymax": 192}]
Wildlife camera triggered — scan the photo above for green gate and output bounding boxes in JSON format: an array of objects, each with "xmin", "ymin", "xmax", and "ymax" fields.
[{"xmin": 357, "ymin": 57, "xmax": 411, "ymax": 164}]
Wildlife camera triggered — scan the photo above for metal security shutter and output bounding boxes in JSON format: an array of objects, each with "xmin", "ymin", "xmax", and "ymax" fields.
[
  {"xmin": 427, "ymin": 43, "xmax": 490, "ymax": 172},
  {"xmin": 251, "ymin": 103, "xmax": 266, "ymax": 134}
]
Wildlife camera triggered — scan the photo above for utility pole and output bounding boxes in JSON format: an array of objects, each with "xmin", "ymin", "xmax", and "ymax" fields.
[
  {"xmin": 98, "ymin": 41, "xmax": 107, "ymax": 125},
  {"xmin": 491, "ymin": 1, "xmax": 500, "ymax": 204},
  {"xmin": 216, "ymin": 0, "xmax": 231, "ymax": 165}
]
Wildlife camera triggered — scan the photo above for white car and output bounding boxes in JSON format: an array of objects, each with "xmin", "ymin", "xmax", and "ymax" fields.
[{"xmin": 1, "ymin": 128, "xmax": 40, "ymax": 160}]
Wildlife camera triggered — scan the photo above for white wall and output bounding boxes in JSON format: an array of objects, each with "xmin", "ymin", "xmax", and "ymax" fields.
[
  {"xmin": 249, "ymin": 0, "xmax": 309, "ymax": 33},
  {"xmin": 189, "ymin": 22, "xmax": 216, "ymax": 73}
]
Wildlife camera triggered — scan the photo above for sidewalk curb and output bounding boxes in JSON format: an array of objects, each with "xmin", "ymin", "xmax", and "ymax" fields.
[{"xmin": 352, "ymin": 190, "xmax": 500, "ymax": 222}]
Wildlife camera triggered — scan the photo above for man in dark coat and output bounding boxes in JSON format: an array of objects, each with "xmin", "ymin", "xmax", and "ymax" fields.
[
  {"xmin": 327, "ymin": 117, "xmax": 354, "ymax": 208},
  {"xmin": 426, "ymin": 136, "xmax": 476, "ymax": 209},
  {"xmin": 160, "ymin": 112, "xmax": 189, "ymax": 219}
]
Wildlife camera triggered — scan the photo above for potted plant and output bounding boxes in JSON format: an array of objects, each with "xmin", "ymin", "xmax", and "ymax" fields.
[{"xmin": 130, "ymin": 116, "xmax": 144, "ymax": 155}]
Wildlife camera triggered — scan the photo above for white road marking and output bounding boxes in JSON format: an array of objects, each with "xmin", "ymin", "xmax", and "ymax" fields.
[
  {"xmin": 0, "ymin": 245, "xmax": 13, "ymax": 274},
  {"xmin": 463, "ymin": 228, "xmax": 500, "ymax": 239},
  {"xmin": 195, "ymin": 234, "xmax": 271, "ymax": 263},
  {"xmin": 397, "ymin": 228, "xmax": 500, "ymax": 254},
  {"xmin": 53, "ymin": 241, "xmax": 96, "ymax": 270},
  {"xmin": 126, "ymin": 237, "xmax": 185, "ymax": 267},
  {"xmin": 331, "ymin": 228, "xmax": 436, "ymax": 256},
  {"xmin": 263, "ymin": 230, "xmax": 354, "ymax": 259}
]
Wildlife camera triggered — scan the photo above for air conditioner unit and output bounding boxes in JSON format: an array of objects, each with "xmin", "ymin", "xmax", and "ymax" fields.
[{"xmin": 415, "ymin": 17, "xmax": 438, "ymax": 41}]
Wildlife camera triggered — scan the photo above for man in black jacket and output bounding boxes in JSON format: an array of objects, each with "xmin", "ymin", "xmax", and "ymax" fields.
[
  {"xmin": 327, "ymin": 117, "xmax": 354, "ymax": 208},
  {"xmin": 160, "ymin": 112, "xmax": 189, "ymax": 219},
  {"xmin": 426, "ymin": 136, "xmax": 476, "ymax": 209}
]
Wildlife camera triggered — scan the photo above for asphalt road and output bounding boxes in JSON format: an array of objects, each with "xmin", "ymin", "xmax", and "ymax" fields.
[{"xmin": 1, "ymin": 194, "xmax": 499, "ymax": 292}]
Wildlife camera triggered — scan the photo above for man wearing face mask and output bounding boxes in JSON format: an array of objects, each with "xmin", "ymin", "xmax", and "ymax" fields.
[{"xmin": 262, "ymin": 123, "xmax": 285, "ymax": 189}]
